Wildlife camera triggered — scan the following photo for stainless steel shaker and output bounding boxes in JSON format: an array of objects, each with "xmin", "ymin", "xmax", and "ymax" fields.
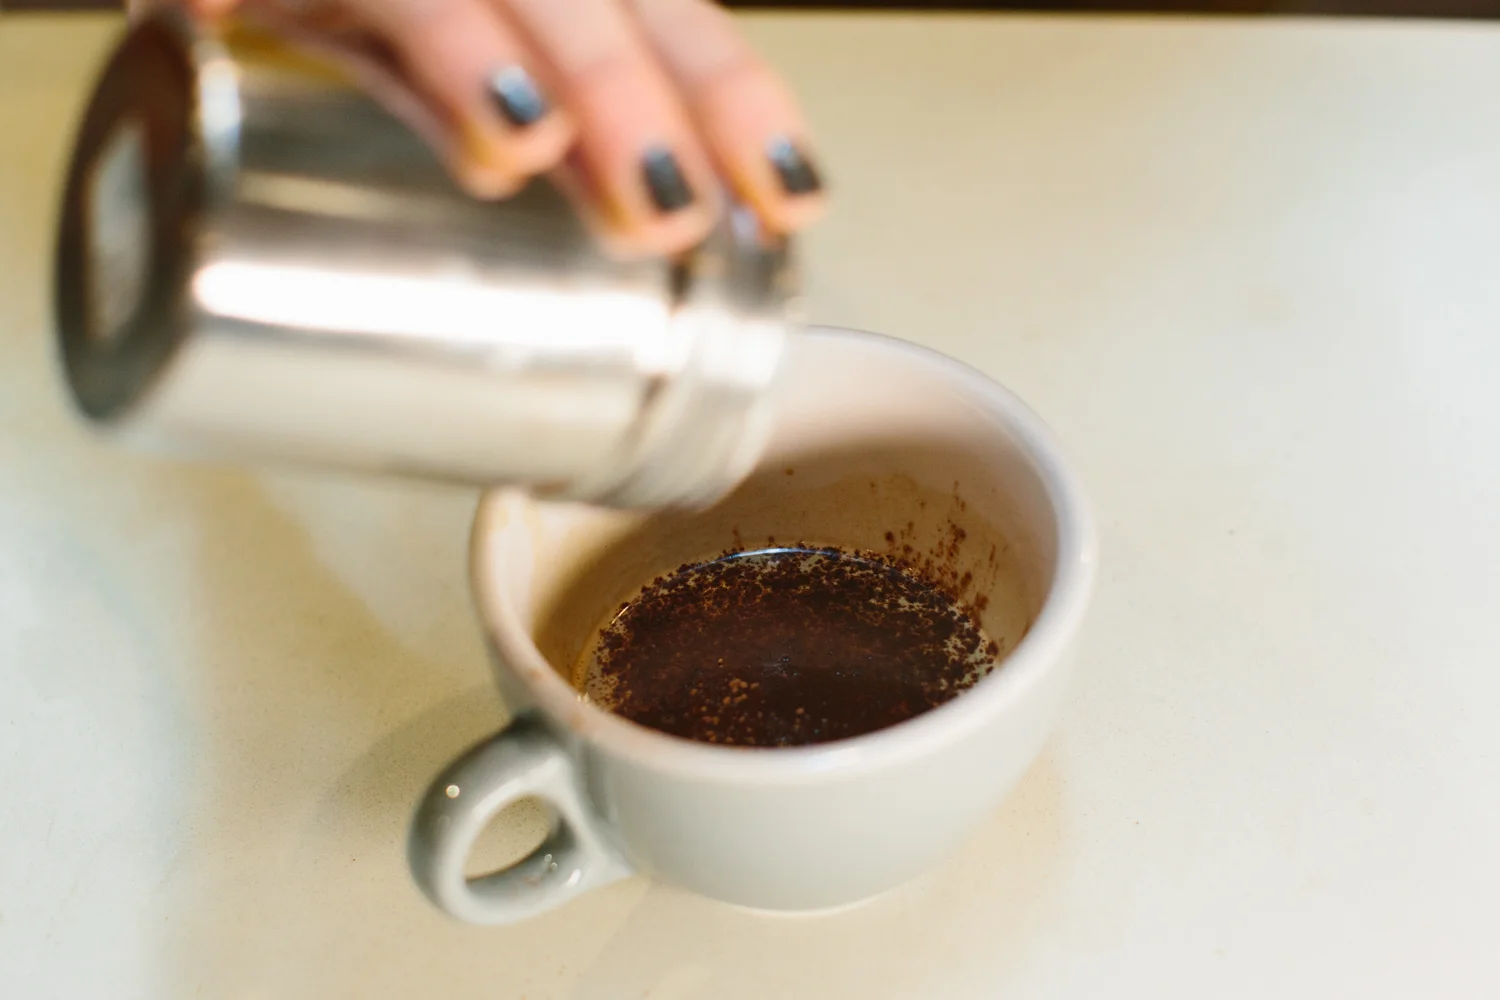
[{"xmin": 53, "ymin": 11, "xmax": 796, "ymax": 508}]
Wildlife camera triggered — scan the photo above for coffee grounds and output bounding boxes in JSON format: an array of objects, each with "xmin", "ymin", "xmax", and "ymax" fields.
[{"xmin": 582, "ymin": 547, "xmax": 1000, "ymax": 747}]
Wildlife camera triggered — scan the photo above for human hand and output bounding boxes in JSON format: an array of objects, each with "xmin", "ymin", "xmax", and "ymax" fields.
[{"xmin": 189, "ymin": 0, "xmax": 825, "ymax": 256}]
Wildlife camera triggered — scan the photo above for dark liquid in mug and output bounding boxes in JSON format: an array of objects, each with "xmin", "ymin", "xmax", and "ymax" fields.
[{"xmin": 580, "ymin": 547, "xmax": 1001, "ymax": 747}]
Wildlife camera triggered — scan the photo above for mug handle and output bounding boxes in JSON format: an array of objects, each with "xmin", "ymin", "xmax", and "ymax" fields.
[{"xmin": 408, "ymin": 714, "xmax": 633, "ymax": 924}]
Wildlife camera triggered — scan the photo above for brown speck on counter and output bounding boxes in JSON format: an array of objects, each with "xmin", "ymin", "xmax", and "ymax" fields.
[{"xmin": 583, "ymin": 547, "xmax": 997, "ymax": 747}]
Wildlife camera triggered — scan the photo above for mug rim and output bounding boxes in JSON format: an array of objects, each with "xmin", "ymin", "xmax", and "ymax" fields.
[{"xmin": 470, "ymin": 326, "xmax": 1097, "ymax": 784}]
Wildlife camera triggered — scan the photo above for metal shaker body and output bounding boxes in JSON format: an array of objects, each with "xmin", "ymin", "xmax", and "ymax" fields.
[{"xmin": 54, "ymin": 12, "xmax": 794, "ymax": 508}]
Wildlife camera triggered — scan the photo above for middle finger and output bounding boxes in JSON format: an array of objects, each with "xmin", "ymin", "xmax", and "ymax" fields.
[{"xmin": 502, "ymin": 0, "xmax": 719, "ymax": 256}]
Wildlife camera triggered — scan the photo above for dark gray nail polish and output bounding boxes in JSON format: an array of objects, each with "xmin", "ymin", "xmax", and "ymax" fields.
[
  {"xmin": 488, "ymin": 66, "xmax": 548, "ymax": 128},
  {"xmin": 767, "ymin": 137, "xmax": 823, "ymax": 196},
  {"xmin": 641, "ymin": 146, "xmax": 696, "ymax": 214}
]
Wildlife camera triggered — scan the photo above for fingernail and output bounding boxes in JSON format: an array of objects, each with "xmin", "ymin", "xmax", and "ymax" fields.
[
  {"xmin": 641, "ymin": 146, "xmax": 696, "ymax": 214},
  {"xmin": 487, "ymin": 66, "xmax": 549, "ymax": 128},
  {"xmin": 766, "ymin": 136, "xmax": 823, "ymax": 196}
]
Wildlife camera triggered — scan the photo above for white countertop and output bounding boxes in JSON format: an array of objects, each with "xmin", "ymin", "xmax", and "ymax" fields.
[{"xmin": 4, "ymin": 12, "xmax": 1499, "ymax": 998}]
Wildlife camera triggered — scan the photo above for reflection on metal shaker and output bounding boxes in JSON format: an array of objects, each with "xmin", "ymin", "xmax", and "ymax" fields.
[{"xmin": 53, "ymin": 11, "xmax": 797, "ymax": 509}]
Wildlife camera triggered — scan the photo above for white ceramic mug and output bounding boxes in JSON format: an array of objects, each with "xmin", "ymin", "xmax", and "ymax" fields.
[{"xmin": 408, "ymin": 327, "xmax": 1096, "ymax": 924}]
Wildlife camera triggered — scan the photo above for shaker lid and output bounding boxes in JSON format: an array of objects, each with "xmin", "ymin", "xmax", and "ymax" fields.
[{"xmin": 53, "ymin": 12, "xmax": 230, "ymax": 422}]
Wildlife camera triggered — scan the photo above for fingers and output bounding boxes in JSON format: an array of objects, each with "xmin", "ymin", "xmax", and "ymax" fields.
[
  {"xmin": 628, "ymin": 0, "xmax": 825, "ymax": 235},
  {"xmin": 502, "ymin": 0, "xmax": 719, "ymax": 256},
  {"xmin": 187, "ymin": 0, "xmax": 824, "ymax": 253},
  {"xmin": 336, "ymin": 0, "xmax": 575, "ymax": 198},
  {"xmin": 189, "ymin": 0, "xmax": 243, "ymax": 19}
]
